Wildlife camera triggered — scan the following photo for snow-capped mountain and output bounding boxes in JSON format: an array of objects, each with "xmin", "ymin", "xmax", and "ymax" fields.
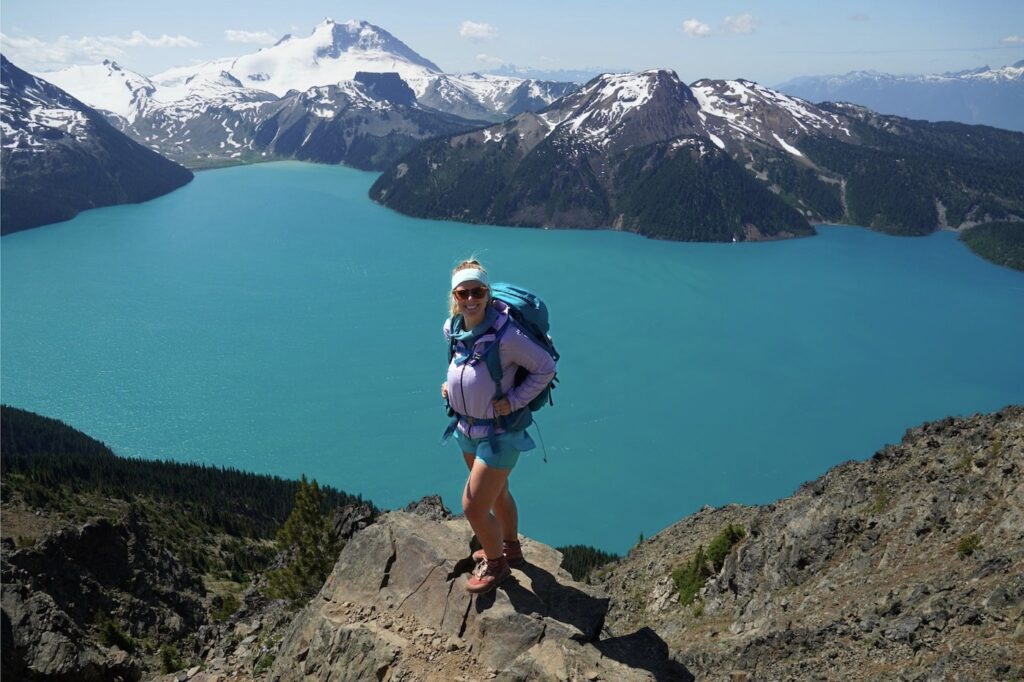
[
  {"xmin": 414, "ymin": 72, "xmax": 577, "ymax": 121},
  {"xmin": 776, "ymin": 61, "xmax": 1024, "ymax": 132},
  {"xmin": 152, "ymin": 19, "xmax": 443, "ymax": 99},
  {"xmin": 36, "ymin": 20, "xmax": 575, "ymax": 130},
  {"xmin": 36, "ymin": 59, "xmax": 155, "ymax": 121},
  {"xmin": 689, "ymin": 78, "xmax": 852, "ymax": 157},
  {"xmin": 436, "ymin": 70, "xmax": 845, "ymax": 163},
  {"xmin": 371, "ymin": 68, "xmax": 1024, "ymax": 242},
  {"xmin": 119, "ymin": 73, "xmax": 475, "ymax": 169},
  {"xmin": 1, "ymin": 55, "xmax": 192, "ymax": 234}
]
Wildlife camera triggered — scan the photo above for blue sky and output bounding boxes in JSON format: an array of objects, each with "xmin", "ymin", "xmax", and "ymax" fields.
[{"xmin": 2, "ymin": 0, "xmax": 1021, "ymax": 83}]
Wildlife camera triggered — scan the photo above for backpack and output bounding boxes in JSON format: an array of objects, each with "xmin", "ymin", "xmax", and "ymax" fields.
[
  {"xmin": 447, "ymin": 282, "xmax": 560, "ymax": 416},
  {"xmin": 489, "ymin": 283, "xmax": 560, "ymax": 412}
]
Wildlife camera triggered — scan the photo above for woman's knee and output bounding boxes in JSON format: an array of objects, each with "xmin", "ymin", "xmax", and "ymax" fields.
[{"xmin": 462, "ymin": 492, "xmax": 489, "ymax": 522}]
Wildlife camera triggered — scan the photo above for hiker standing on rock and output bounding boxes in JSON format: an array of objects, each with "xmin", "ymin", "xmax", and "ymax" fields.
[{"xmin": 441, "ymin": 259, "xmax": 557, "ymax": 594}]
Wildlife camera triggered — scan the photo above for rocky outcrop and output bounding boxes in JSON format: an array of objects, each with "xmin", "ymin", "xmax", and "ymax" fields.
[
  {"xmin": 1, "ymin": 510, "xmax": 206, "ymax": 680},
  {"xmin": 267, "ymin": 512, "xmax": 690, "ymax": 681},
  {"xmin": 597, "ymin": 406, "xmax": 1024, "ymax": 681}
]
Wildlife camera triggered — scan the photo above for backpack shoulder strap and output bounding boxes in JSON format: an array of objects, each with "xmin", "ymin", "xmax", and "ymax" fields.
[
  {"xmin": 446, "ymin": 314, "xmax": 461, "ymax": 363},
  {"xmin": 482, "ymin": 320, "xmax": 512, "ymax": 396}
]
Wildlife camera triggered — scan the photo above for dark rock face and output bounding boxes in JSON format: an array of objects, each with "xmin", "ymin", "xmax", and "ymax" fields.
[
  {"xmin": 1, "ymin": 511, "xmax": 205, "ymax": 681},
  {"xmin": 597, "ymin": 406, "xmax": 1024, "ymax": 681},
  {"xmin": 354, "ymin": 72, "xmax": 417, "ymax": 106},
  {"xmin": 248, "ymin": 83, "xmax": 479, "ymax": 171},
  {"xmin": 332, "ymin": 501, "xmax": 378, "ymax": 541},
  {"xmin": 0, "ymin": 55, "xmax": 193, "ymax": 235},
  {"xmin": 402, "ymin": 494, "xmax": 453, "ymax": 522},
  {"xmin": 268, "ymin": 512, "xmax": 689, "ymax": 681}
]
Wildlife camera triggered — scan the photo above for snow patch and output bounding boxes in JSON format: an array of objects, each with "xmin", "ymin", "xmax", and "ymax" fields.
[{"xmin": 772, "ymin": 132, "xmax": 804, "ymax": 157}]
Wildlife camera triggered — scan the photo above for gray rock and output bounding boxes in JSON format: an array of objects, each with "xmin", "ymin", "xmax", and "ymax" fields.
[
  {"xmin": 332, "ymin": 501, "xmax": 378, "ymax": 541},
  {"xmin": 884, "ymin": 616, "xmax": 922, "ymax": 643},
  {"xmin": 403, "ymin": 495, "xmax": 454, "ymax": 522},
  {"xmin": 271, "ymin": 512, "xmax": 680, "ymax": 680},
  {"xmin": 1, "ymin": 574, "xmax": 141, "ymax": 681}
]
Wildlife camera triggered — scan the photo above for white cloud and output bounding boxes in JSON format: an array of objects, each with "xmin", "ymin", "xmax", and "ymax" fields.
[
  {"xmin": 681, "ymin": 19, "xmax": 711, "ymax": 38},
  {"xmin": 1, "ymin": 31, "xmax": 200, "ymax": 71},
  {"xmin": 723, "ymin": 14, "xmax": 756, "ymax": 34},
  {"xmin": 224, "ymin": 30, "xmax": 277, "ymax": 45},
  {"xmin": 849, "ymin": 13, "xmax": 871, "ymax": 22},
  {"xmin": 459, "ymin": 21, "xmax": 497, "ymax": 41},
  {"xmin": 1000, "ymin": 35, "xmax": 1024, "ymax": 45},
  {"xmin": 118, "ymin": 31, "xmax": 199, "ymax": 48},
  {"xmin": 475, "ymin": 53, "xmax": 505, "ymax": 67}
]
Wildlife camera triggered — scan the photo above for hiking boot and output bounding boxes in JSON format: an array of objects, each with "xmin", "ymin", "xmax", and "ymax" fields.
[
  {"xmin": 472, "ymin": 540, "xmax": 526, "ymax": 568},
  {"xmin": 465, "ymin": 556, "xmax": 511, "ymax": 594}
]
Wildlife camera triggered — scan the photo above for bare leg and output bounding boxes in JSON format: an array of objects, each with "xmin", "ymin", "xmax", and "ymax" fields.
[
  {"xmin": 462, "ymin": 458, "xmax": 512, "ymax": 560},
  {"xmin": 463, "ymin": 453, "xmax": 518, "ymax": 542}
]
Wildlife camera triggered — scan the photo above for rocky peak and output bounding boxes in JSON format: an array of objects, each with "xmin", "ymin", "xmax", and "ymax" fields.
[
  {"xmin": 2, "ymin": 55, "xmax": 99, "ymax": 148},
  {"xmin": 266, "ymin": 511, "xmax": 689, "ymax": 681},
  {"xmin": 537, "ymin": 69, "xmax": 703, "ymax": 152},
  {"xmin": 311, "ymin": 18, "xmax": 441, "ymax": 73},
  {"xmin": 690, "ymin": 77, "xmax": 853, "ymax": 155}
]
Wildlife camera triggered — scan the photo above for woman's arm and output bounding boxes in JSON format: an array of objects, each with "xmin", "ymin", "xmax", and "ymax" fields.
[{"xmin": 501, "ymin": 326, "xmax": 556, "ymax": 412}]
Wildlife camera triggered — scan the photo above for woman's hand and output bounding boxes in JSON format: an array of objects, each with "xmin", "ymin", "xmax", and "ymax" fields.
[
  {"xmin": 492, "ymin": 397, "xmax": 512, "ymax": 416},
  {"xmin": 441, "ymin": 382, "xmax": 448, "ymax": 400}
]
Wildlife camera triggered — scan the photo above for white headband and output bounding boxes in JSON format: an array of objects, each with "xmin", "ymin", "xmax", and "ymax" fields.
[{"xmin": 451, "ymin": 268, "xmax": 490, "ymax": 290}]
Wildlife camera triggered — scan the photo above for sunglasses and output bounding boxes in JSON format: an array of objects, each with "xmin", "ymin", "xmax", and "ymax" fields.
[{"xmin": 452, "ymin": 286, "xmax": 490, "ymax": 301}]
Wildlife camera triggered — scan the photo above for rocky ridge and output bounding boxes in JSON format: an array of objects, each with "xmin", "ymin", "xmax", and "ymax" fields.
[
  {"xmin": 596, "ymin": 406, "xmax": 1024, "ymax": 681},
  {"xmin": 2, "ymin": 510, "xmax": 206, "ymax": 681},
  {"xmin": 174, "ymin": 407, "xmax": 1024, "ymax": 682}
]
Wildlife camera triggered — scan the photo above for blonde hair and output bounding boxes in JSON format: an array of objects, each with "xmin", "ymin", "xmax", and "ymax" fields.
[{"xmin": 449, "ymin": 258, "xmax": 489, "ymax": 316}]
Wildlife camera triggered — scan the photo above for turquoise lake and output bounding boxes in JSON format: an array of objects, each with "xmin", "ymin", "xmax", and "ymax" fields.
[{"xmin": 2, "ymin": 161, "xmax": 1023, "ymax": 555}]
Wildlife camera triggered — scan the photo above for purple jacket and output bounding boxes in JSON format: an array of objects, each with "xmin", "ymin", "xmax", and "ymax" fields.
[{"xmin": 444, "ymin": 300, "xmax": 557, "ymax": 438}]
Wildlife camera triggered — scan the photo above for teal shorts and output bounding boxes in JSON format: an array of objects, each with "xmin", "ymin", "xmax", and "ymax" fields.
[{"xmin": 454, "ymin": 428, "xmax": 535, "ymax": 470}]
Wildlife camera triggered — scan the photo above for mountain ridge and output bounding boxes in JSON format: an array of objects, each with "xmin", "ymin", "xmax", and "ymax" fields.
[
  {"xmin": 371, "ymin": 68, "xmax": 1024, "ymax": 245},
  {"xmin": 0, "ymin": 55, "xmax": 193, "ymax": 235},
  {"xmin": 776, "ymin": 61, "xmax": 1024, "ymax": 132}
]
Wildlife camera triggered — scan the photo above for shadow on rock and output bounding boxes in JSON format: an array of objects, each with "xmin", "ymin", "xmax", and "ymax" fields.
[
  {"xmin": 485, "ymin": 562, "xmax": 608, "ymax": 642},
  {"xmin": 594, "ymin": 627, "xmax": 695, "ymax": 682}
]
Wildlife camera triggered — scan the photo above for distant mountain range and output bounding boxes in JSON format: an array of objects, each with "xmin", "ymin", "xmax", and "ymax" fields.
[
  {"xmin": 34, "ymin": 19, "xmax": 577, "ymax": 168},
  {"xmin": 0, "ymin": 55, "xmax": 192, "ymax": 235},
  {"xmin": 486, "ymin": 64, "xmax": 609, "ymax": 84},
  {"xmin": 776, "ymin": 61, "xmax": 1024, "ymax": 132},
  {"xmin": 4, "ymin": 19, "xmax": 1022, "ymax": 265},
  {"xmin": 372, "ymin": 69, "xmax": 1024, "ymax": 244}
]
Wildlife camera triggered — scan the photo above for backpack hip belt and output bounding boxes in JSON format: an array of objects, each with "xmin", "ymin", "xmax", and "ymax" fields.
[{"xmin": 441, "ymin": 408, "xmax": 533, "ymax": 455}]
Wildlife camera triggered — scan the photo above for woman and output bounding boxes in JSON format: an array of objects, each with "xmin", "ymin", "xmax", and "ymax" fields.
[{"xmin": 441, "ymin": 259, "xmax": 557, "ymax": 594}]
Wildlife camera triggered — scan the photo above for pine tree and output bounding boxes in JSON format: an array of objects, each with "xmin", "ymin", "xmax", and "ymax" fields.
[{"xmin": 265, "ymin": 475, "xmax": 340, "ymax": 604}]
